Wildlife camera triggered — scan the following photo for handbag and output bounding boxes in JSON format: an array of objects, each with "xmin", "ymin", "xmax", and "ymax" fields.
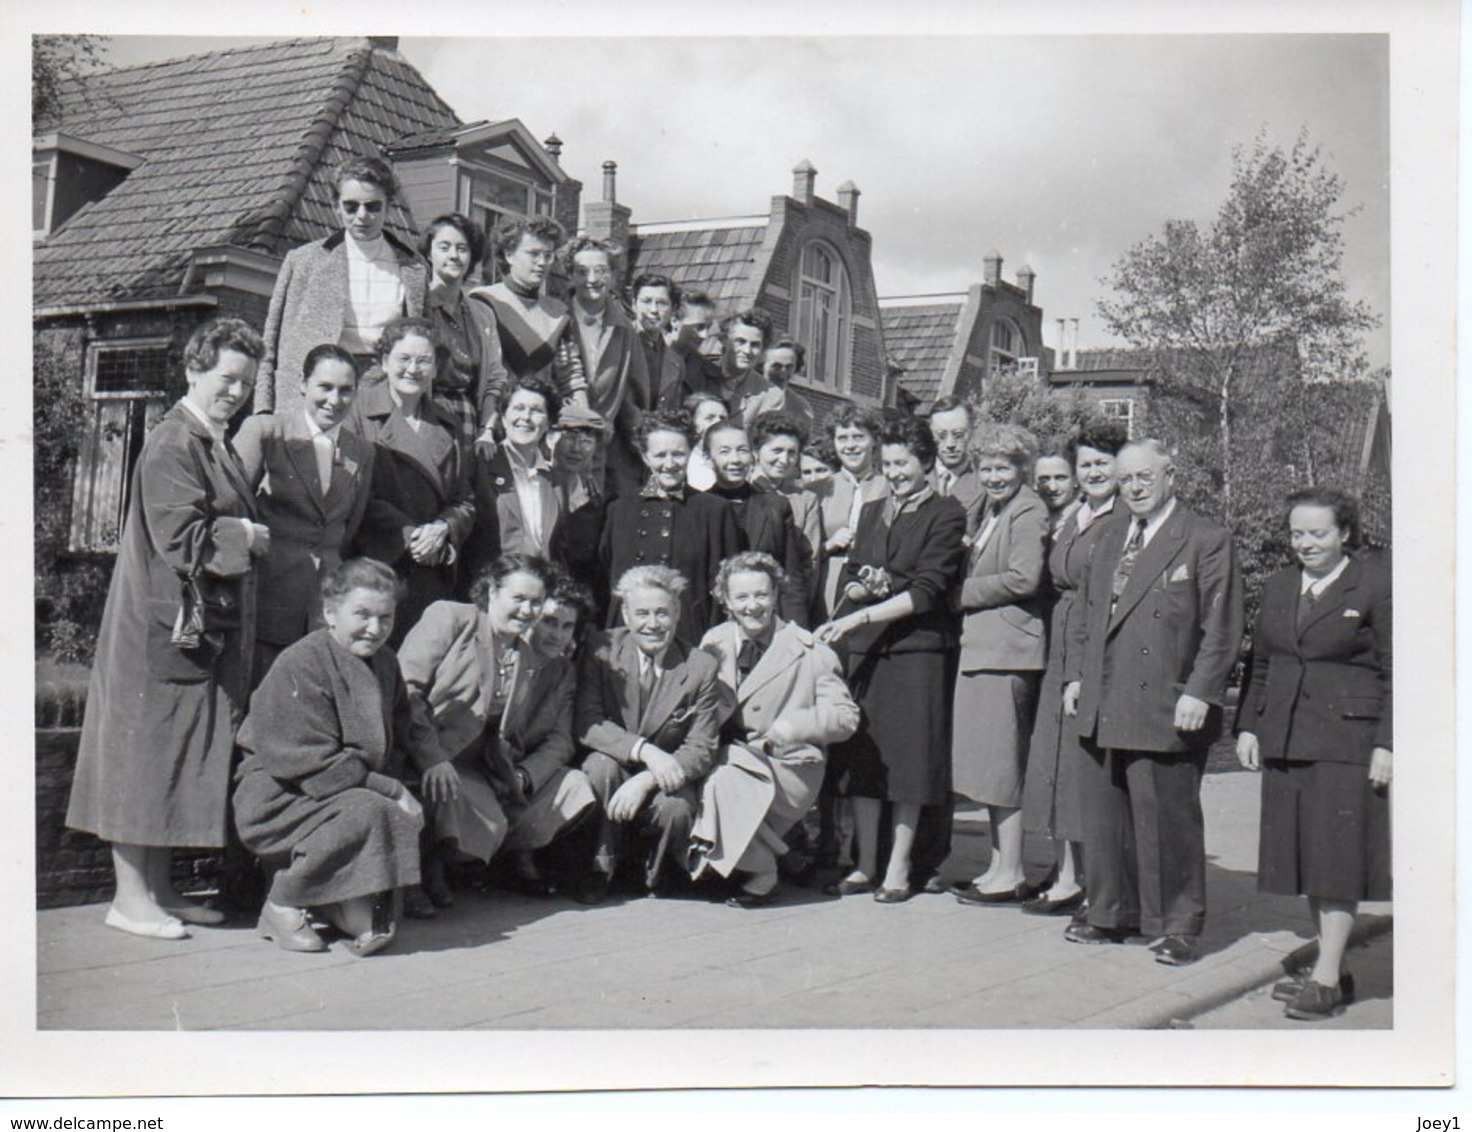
[{"xmin": 170, "ymin": 573, "xmax": 239, "ymax": 650}]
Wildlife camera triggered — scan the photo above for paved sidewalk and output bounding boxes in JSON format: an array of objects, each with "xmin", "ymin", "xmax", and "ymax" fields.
[{"xmin": 36, "ymin": 771, "xmax": 1392, "ymax": 1030}]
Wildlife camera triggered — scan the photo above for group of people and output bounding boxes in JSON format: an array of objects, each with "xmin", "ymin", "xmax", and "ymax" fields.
[{"xmin": 63, "ymin": 157, "xmax": 1390, "ymax": 1022}]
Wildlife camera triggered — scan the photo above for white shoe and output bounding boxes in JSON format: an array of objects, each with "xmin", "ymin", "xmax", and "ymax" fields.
[{"xmin": 105, "ymin": 905, "xmax": 190, "ymax": 940}]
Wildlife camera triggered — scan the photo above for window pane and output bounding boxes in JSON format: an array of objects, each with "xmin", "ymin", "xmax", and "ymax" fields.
[{"xmin": 93, "ymin": 347, "xmax": 171, "ymax": 396}]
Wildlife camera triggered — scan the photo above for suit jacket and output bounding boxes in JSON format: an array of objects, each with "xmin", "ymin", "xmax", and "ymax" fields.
[
  {"xmin": 576, "ymin": 629, "xmax": 726, "ymax": 782},
  {"xmin": 397, "ymin": 601, "xmax": 577, "ymax": 799},
  {"xmin": 256, "ymin": 230, "xmax": 427, "ymax": 415},
  {"xmin": 1068, "ymin": 502, "xmax": 1244, "ymax": 753},
  {"xmin": 707, "ymin": 483, "xmax": 811, "ymax": 627},
  {"xmin": 931, "ymin": 460, "xmax": 987, "ymax": 538},
  {"xmin": 234, "ymin": 411, "xmax": 375, "ymax": 646},
  {"xmin": 838, "ymin": 492, "xmax": 967, "ymax": 656},
  {"xmin": 699, "ymin": 620, "xmax": 859, "ymax": 766},
  {"xmin": 1238, "ymin": 559, "xmax": 1392, "ymax": 764},
  {"xmin": 955, "ymin": 484, "xmax": 1049, "ymax": 672},
  {"xmin": 485, "ymin": 447, "xmax": 561, "ymax": 559},
  {"xmin": 345, "ymin": 379, "xmax": 476, "ymax": 566},
  {"xmin": 599, "ymin": 487, "xmax": 743, "ymax": 644}
]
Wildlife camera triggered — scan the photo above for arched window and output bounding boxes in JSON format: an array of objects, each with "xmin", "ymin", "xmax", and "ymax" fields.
[
  {"xmin": 795, "ymin": 241, "xmax": 852, "ymax": 390},
  {"xmin": 990, "ymin": 318, "xmax": 1023, "ymax": 377}
]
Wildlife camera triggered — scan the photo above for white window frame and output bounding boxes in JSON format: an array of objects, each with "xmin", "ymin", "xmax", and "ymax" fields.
[
  {"xmin": 1099, "ymin": 397, "xmax": 1136, "ymax": 439},
  {"xmin": 794, "ymin": 241, "xmax": 853, "ymax": 392}
]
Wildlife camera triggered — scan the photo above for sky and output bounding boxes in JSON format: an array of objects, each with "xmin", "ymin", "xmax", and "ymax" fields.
[{"xmin": 97, "ymin": 30, "xmax": 1392, "ymax": 366}]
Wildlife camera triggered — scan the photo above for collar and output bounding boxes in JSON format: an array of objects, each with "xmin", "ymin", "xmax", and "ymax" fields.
[
  {"xmin": 426, "ymin": 284, "xmax": 463, "ymax": 315},
  {"xmin": 1128, "ymin": 496, "xmax": 1177, "ymax": 547},
  {"xmin": 501, "ymin": 277, "xmax": 541, "ymax": 301},
  {"xmin": 344, "ymin": 233, "xmax": 390, "ymax": 262},
  {"xmin": 177, "ymin": 397, "xmax": 226, "ymax": 443},
  {"xmin": 1301, "ymin": 554, "xmax": 1351, "ymax": 595},
  {"xmin": 506, "ymin": 441, "xmax": 551, "ymax": 477},
  {"xmin": 640, "ymin": 477, "xmax": 687, "ymax": 502},
  {"xmin": 302, "ymin": 410, "xmax": 341, "ymax": 445},
  {"xmin": 637, "ymin": 643, "xmax": 671, "ymax": 674},
  {"xmin": 574, "ymin": 298, "xmax": 609, "ymax": 328},
  {"xmin": 936, "ymin": 457, "xmax": 972, "ymax": 482},
  {"xmin": 890, "ymin": 483, "xmax": 936, "ymax": 516},
  {"xmin": 711, "ymin": 481, "xmax": 753, "ymax": 500}
]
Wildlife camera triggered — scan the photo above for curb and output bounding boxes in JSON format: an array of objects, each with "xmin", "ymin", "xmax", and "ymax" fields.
[{"xmin": 1093, "ymin": 912, "xmax": 1394, "ymax": 1030}]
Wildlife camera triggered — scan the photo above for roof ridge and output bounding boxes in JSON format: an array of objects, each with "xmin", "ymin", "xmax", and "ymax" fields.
[
  {"xmin": 90, "ymin": 36, "xmax": 342, "ymax": 77},
  {"xmin": 227, "ymin": 40, "xmax": 375, "ymax": 253}
]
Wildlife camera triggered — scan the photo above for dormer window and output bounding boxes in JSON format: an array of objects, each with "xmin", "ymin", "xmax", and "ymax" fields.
[
  {"xmin": 33, "ymin": 132, "xmax": 142, "ymax": 238},
  {"xmin": 795, "ymin": 241, "xmax": 853, "ymax": 391}
]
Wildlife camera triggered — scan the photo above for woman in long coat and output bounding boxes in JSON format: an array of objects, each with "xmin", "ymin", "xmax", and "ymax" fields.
[
  {"xmin": 816, "ymin": 415, "xmax": 967, "ymax": 903},
  {"xmin": 347, "ymin": 317, "xmax": 476, "ymax": 645},
  {"xmin": 949, "ymin": 424, "xmax": 1049, "ymax": 905},
  {"xmin": 234, "ymin": 558, "xmax": 438, "ymax": 956},
  {"xmin": 1236, "ymin": 488, "xmax": 1391, "ymax": 1020},
  {"xmin": 66, "ymin": 318, "xmax": 269, "ymax": 940},
  {"xmin": 692, "ymin": 552, "xmax": 859, "ymax": 906}
]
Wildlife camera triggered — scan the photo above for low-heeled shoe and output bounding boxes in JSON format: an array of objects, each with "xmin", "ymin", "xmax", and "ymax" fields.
[
  {"xmin": 1272, "ymin": 970, "xmax": 1355, "ymax": 1003},
  {"xmin": 1285, "ymin": 978, "xmax": 1348, "ymax": 1020},
  {"xmin": 955, "ymin": 882, "xmax": 1029, "ymax": 907},
  {"xmin": 1064, "ymin": 921, "xmax": 1144, "ymax": 945},
  {"xmin": 572, "ymin": 872, "xmax": 613, "ymax": 906},
  {"xmin": 1020, "ymin": 889, "xmax": 1086, "ymax": 916},
  {"xmin": 255, "ymin": 903, "xmax": 326, "ymax": 953},
  {"xmin": 1149, "ymin": 934, "xmax": 1199, "ymax": 966},
  {"xmin": 105, "ymin": 906, "xmax": 190, "ymax": 941},
  {"xmin": 873, "ymin": 885, "xmax": 913, "ymax": 904},
  {"xmin": 823, "ymin": 876, "xmax": 875, "ymax": 897},
  {"xmin": 726, "ymin": 886, "xmax": 781, "ymax": 909},
  {"xmin": 402, "ymin": 888, "xmax": 439, "ymax": 920}
]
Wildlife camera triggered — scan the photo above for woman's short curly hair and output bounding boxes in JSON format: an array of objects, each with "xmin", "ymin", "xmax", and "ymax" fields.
[
  {"xmin": 468, "ymin": 553, "xmax": 557, "ymax": 607},
  {"xmin": 183, "ymin": 317, "xmax": 264, "ymax": 373},
  {"xmin": 750, "ymin": 409, "xmax": 809, "ymax": 451},
  {"xmin": 499, "ymin": 372, "xmax": 562, "ymax": 429},
  {"xmin": 375, "ymin": 316, "xmax": 437, "ymax": 363},
  {"xmin": 320, "ymin": 557, "xmax": 405, "ymax": 606},
  {"xmin": 635, "ymin": 408, "xmax": 695, "ymax": 451},
  {"xmin": 714, "ymin": 550, "xmax": 786, "ymax": 609},
  {"xmin": 492, "ymin": 216, "xmax": 567, "ymax": 271},
  {"xmin": 614, "ymin": 564, "xmax": 688, "ymax": 605},
  {"xmin": 559, "ymin": 235, "xmax": 626, "ymax": 285},
  {"xmin": 973, "ymin": 422, "xmax": 1039, "ymax": 472},
  {"xmin": 1285, "ymin": 486, "xmax": 1362, "ymax": 549},
  {"xmin": 879, "ymin": 413, "xmax": 938, "ymax": 469},
  {"xmin": 420, "ymin": 212, "xmax": 488, "ymax": 273},
  {"xmin": 826, "ymin": 403, "xmax": 883, "ymax": 441}
]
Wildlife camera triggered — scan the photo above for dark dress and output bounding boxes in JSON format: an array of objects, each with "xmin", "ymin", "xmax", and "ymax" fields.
[
  {"xmin": 599, "ymin": 483, "xmax": 743, "ymax": 646},
  {"xmin": 345, "ymin": 380, "xmax": 476, "ymax": 645},
  {"xmin": 1021, "ymin": 498, "xmax": 1117, "ymax": 841},
  {"xmin": 826, "ymin": 492, "xmax": 967, "ymax": 805},
  {"xmin": 1239, "ymin": 558, "xmax": 1392, "ymax": 902},
  {"xmin": 233, "ymin": 630, "xmax": 441, "ymax": 907},
  {"xmin": 66, "ymin": 403, "xmax": 258, "ymax": 848}
]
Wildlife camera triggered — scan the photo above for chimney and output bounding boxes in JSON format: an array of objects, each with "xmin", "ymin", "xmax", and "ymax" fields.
[
  {"xmin": 543, "ymin": 132, "xmax": 563, "ymax": 162},
  {"xmin": 1069, "ymin": 318, "xmax": 1080, "ymax": 370},
  {"xmin": 367, "ymin": 37, "xmax": 399, "ymax": 52},
  {"xmin": 792, "ymin": 159, "xmax": 817, "ymax": 205},
  {"xmin": 983, "ymin": 250, "xmax": 1003, "ymax": 286},
  {"xmin": 583, "ymin": 158, "xmax": 631, "ymax": 247},
  {"xmin": 1016, "ymin": 264, "xmax": 1035, "ymax": 304},
  {"xmin": 836, "ymin": 180, "xmax": 860, "ymax": 225}
]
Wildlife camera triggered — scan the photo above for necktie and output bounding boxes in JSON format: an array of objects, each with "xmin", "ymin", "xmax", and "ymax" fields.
[
  {"xmin": 1111, "ymin": 519, "xmax": 1147, "ymax": 610},
  {"xmin": 312, "ymin": 431, "xmax": 334, "ymax": 494},
  {"xmin": 937, "ymin": 469, "xmax": 953, "ymax": 497},
  {"xmin": 1296, "ymin": 587, "xmax": 1318, "ymax": 630},
  {"xmin": 638, "ymin": 656, "xmax": 658, "ymax": 718},
  {"xmin": 737, "ymin": 637, "xmax": 764, "ymax": 680}
]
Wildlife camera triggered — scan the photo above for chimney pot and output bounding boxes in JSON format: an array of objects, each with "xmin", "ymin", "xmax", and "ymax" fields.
[
  {"xmin": 792, "ymin": 159, "xmax": 817, "ymax": 205},
  {"xmin": 1016, "ymin": 263, "xmax": 1035, "ymax": 304},
  {"xmin": 543, "ymin": 132, "xmax": 563, "ymax": 160},
  {"xmin": 367, "ymin": 36, "xmax": 399, "ymax": 53},
  {"xmin": 601, "ymin": 160, "xmax": 617, "ymax": 204},
  {"xmin": 983, "ymin": 250, "xmax": 1003, "ymax": 285}
]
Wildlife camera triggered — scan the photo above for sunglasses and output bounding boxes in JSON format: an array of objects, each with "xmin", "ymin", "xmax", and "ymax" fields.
[{"xmin": 340, "ymin": 200, "xmax": 385, "ymax": 215}]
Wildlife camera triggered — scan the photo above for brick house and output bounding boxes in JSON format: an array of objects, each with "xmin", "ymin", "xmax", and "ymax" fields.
[
  {"xmin": 34, "ymin": 36, "xmax": 582, "ymax": 555},
  {"xmin": 603, "ymin": 160, "xmax": 895, "ymax": 419},
  {"xmin": 881, "ymin": 251, "xmax": 1048, "ymax": 414}
]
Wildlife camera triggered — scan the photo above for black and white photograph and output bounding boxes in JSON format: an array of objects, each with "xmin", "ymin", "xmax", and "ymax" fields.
[{"xmin": 8, "ymin": 0, "xmax": 1460, "ymax": 1112}]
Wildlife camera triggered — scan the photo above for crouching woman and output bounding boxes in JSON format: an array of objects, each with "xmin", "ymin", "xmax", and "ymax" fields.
[
  {"xmin": 233, "ymin": 558, "xmax": 438, "ymax": 956},
  {"xmin": 691, "ymin": 552, "xmax": 859, "ymax": 906}
]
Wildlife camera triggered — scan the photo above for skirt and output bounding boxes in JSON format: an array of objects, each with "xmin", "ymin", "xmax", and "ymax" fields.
[
  {"xmin": 828, "ymin": 648, "xmax": 955, "ymax": 806},
  {"xmin": 1257, "ymin": 759, "xmax": 1391, "ymax": 903},
  {"xmin": 951, "ymin": 670, "xmax": 1039, "ymax": 807},
  {"xmin": 1020, "ymin": 663, "xmax": 1086, "ymax": 840}
]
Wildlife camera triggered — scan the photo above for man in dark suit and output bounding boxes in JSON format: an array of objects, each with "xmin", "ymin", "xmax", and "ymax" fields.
[
  {"xmin": 1062, "ymin": 439, "xmax": 1244, "ymax": 965},
  {"xmin": 574, "ymin": 565, "xmax": 726, "ymax": 902}
]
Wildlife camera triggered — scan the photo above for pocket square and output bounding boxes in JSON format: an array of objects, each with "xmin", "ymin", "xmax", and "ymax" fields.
[
  {"xmin": 1168, "ymin": 564, "xmax": 1191, "ymax": 583},
  {"xmin": 1342, "ymin": 608, "xmax": 1361, "ymax": 618}
]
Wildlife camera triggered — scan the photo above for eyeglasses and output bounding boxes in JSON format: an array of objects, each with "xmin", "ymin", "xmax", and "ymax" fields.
[
  {"xmin": 390, "ymin": 354, "xmax": 436, "ymax": 371},
  {"xmin": 574, "ymin": 266, "xmax": 612, "ymax": 279},
  {"xmin": 1117, "ymin": 472, "xmax": 1163, "ymax": 488},
  {"xmin": 340, "ymin": 200, "xmax": 385, "ymax": 215},
  {"xmin": 931, "ymin": 429, "xmax": 971, "ymax": 443}
]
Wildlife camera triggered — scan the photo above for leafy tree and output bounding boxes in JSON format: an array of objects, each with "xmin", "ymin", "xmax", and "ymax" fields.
[
  {"xmin": 1096, "ymin": 130, "xmax": 1383, "ymax": 600},
  {"xmin": 33, "ymin": 35, "xmax": 107, "ymax": 126},
  {"xmin": 974, "ymin": 366, "xmax": 1099, "ymax": 445}
]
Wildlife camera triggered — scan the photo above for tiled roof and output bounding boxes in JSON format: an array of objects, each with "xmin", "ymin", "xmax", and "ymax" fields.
[
  {"xmin": 34, "ymin": 37, "xmax": 460, "ymax": 308},
  {"xmin": 1060, "ymin": 347, "xmax": 1150, "ymax": 375},
  {"xmin": 880, "ymin": 299, "xmax": 965, "ymax": 407},
  {"xmin": 626, "ymin": 222, "xmax": 768, "ymax": 308}
]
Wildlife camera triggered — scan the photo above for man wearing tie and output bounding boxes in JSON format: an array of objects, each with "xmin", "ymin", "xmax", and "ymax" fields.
[
  {"xmin": 927, "ymin": 396, "xmax": 986, "ymax": 537},
  {"xmin": 574, "ymin": 565, "xmax": 726, "ymax": 903},
  {"xmin": 1062, "ymin": 439, "xmax": 1243, "ymax": 965}
]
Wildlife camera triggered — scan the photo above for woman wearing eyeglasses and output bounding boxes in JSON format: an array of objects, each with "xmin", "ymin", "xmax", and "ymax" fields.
[
  {"xmin": 346, "ymin": 317, "xmax": 476, "ymax": 646},
  {"xmin": 256, "ymin": 156, "xmax": 427, "ymax": 419}
]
